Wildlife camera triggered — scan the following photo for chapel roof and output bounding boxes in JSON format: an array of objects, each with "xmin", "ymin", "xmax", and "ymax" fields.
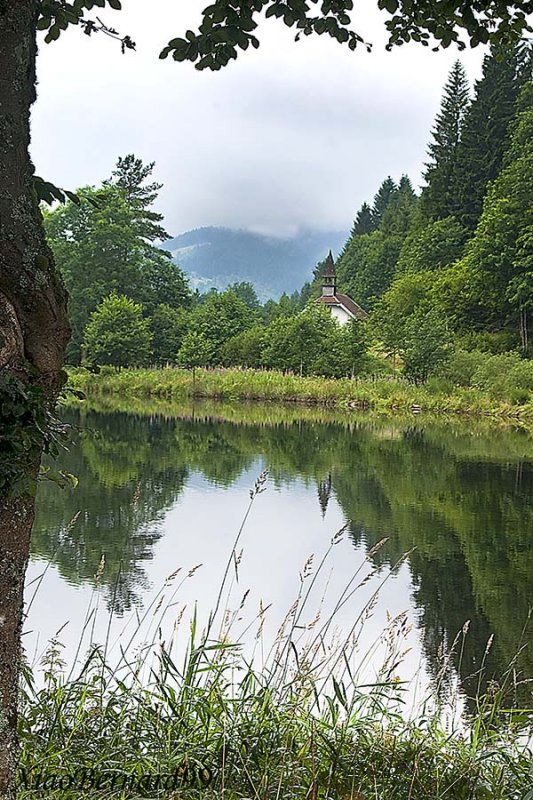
[{"xmin": 317, "ymin": 293, "xmax": 369, "ymax": 321}]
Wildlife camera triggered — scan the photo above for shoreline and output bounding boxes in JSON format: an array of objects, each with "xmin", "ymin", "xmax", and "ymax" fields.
[{"xmin": 67, "ymin": 366, "xmax": 533, "ymax": 429}]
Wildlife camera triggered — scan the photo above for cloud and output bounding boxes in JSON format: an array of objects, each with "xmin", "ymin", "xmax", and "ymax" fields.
[{"xmin": 31, "ymin": 0, "xmax": 485, "ymax": 237}]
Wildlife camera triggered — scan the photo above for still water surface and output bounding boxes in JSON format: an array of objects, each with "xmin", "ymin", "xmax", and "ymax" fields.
[{"xmin": 27, "ymin": 402, "xmax": 533, "ymax": 707}]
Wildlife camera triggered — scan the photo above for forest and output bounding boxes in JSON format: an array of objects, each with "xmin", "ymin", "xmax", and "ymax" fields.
[{"xmin": 45, "ymin": 43, "xmax": 533, "ymax": 398}]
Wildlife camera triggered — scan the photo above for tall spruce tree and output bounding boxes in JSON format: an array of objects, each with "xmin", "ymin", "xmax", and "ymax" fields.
[
  {"xmin": 351, "ymin": 202, "xmax": 375, "ymax": 235},
  {"xmin": 456, "ymin": 43, "xmax": 531, "ymax": 231},
  {"xmin": 422, "ymin": 60, "xmax": 470, "ymax": 221},
  {"xmin": 398, "ymin": 174, "xmax": 417, "ymax": 201},
  {"xmin": 371, "ymin": 177, "xmax": 398, "ymax": 228}
]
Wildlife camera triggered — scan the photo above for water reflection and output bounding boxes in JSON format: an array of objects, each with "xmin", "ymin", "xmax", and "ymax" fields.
[{"xmin": 33, "ymin": 402, "xmax": 533, "ymax": 703}]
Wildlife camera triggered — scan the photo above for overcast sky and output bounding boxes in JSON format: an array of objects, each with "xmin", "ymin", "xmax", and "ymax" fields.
[{"xmin": 32, "ymin": 0, "xmax": 485, "ymax": 238}]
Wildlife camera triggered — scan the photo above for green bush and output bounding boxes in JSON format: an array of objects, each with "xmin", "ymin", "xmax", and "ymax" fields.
[
  {"xmin": 471, "ymin": 352, "xmax": 524, "ymax": 392},
  {"xmin": 507, "ymin": 359, "xmax": 533, "ymax": 390},
  {"xmin": 456, "ymin": 330, "xmax": 521, "ymax": 354},
  {"xmin": 438, "ymin": 349, "xmax": 487, "ymax": 387},
  {"xmin": 402, "ymin": 308, "xmax": 453, "ymax": 384}
]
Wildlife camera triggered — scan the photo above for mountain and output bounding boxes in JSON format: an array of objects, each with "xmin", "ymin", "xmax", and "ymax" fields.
[{"xmin": 161, "ymin": 227, "xmax": 348, "ymax": 300}]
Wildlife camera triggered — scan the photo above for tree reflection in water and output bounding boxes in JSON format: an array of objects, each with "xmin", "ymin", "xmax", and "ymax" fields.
[{"xmin": 34, "ymin": 402, "xmax": 533, "ymax": 702}]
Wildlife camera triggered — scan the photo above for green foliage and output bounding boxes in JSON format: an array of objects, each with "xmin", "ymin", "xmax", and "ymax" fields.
[
  {"xmin": 176, "ymin": 331, "xmax": 214, "ymax": 370},
  {"xmin": 371, "ymin": 270, "xmax": 434, "ymax": 359},
  {"xmin": 397, "ymin": 216, "xmax": 468, "ymax": 273},
  {"xmin": 465, "ymin": 351, "xmax": 533, "ymax": 400},
  {"xmin": 37, "ymin": 0, "xmax": 533, "ymax": 74},
  {"xmin": 0, "ymin": 375, "xmax": 49, "ymax": 495},
  {"xmin": 453, "ymin": 93, "xmax": 533, "ymax": 344},
  {"xmin": 226, "ymin": 281, "xmax": 260, "ymax": 310},
  {"xmin": 139, "ymin": 256, "xmax": 191, "ymax": 317},
  {"xmin": 456, "ymin": 329, "xmax": 521, "ymax": 354},
  {"xmin": 336, "ymin": 176, "xmax": 418, "ymax": 308},
  {"xmin": 351, "ymin": 201, "xmax": 375, "ymax": 235},
  {"xmin": 218, "ymin": 307, "xmax": 369, "ymax": 378},
  {"xmin": 371, "ymin": 176, "xmax": 398, "ymax": 227},
  {"xmin": 259, "ymin": 305, "xmax": 367, "ymax": 377},
  {"xmin": 150, "ymin": 304, "xmax": 190, "ymax": 365},
  {"xmin": 83, "ymin": 294, "xmax": 152, "ymax": 368},
  {"xmin": 421, "ymin": 60, "xmax": 470, "ymax": 221},
  {"xmin": 455, "ymin": 43, "xmax": 531, "ymax": 231},
  {"xmin": 402, "ymin": 307, "xmax": 453, "ymax": 384},
  {"xmin": 220, "ymin": 325, "xmax": 266, "ymax": 367},
  {"xmin": 189, "ymin": 289, "xmax": 255, "ymax": 363},
  {"xmin": 106, "ymin": 154, "xmax": 168, "ymax": 242},
  {"xmin": 261, "ymin": 291, "xmax": 304, "ymax": 322},
  {"xmin": 261, "ymin": 306, "xmax": 327, "ymax": 375},
  {"xmin": 438, "ymin": 349, "xmax": 487, "ymax": 387},
  {"xmin": 44, "ymin": 155, "xmax": 190, "ymax": 363},
  {"xmin": 313, "ymin": 317, "xmax": 368, "ymax": 378}
]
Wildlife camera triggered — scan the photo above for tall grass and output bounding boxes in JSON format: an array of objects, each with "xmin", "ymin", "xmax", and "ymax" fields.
[
  {"xmin": 20, "ymin": 475, "xmax": 533, "ymax": 799},
  {"xmin": 68, "ymin": 366, "xmax": 533, "ymax": 424}
]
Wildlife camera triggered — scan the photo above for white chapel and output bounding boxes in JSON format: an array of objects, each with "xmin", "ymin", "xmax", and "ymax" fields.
[{"xmin": 316, "ymin": 251, "xmax": 368, "ymax": 325}]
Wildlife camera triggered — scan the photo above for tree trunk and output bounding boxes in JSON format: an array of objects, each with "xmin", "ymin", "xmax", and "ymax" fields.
[
  {"xmin": 519, "ymin": 305, "xmax": 528, "ymax": 353},
  {"xmin": 0, "ymin": 3, "xmax": 70, "ymax": 797}
]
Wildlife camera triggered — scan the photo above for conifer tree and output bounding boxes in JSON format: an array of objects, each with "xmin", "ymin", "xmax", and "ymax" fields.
[
  {"xmin": 351, "ymin": 202, "xmax": 375, "ymax": 235},
  {"xmin": 455, "ymin": 44, "xmax": 531, "ymax": 231},
  {"xmin": 457, "ymin": 86, "xmax": 533, "ymax": 349},
  {"xmin": 398, "ymin": 175, "xmax": 417, "ymax": 201},
  {"xmin": 371, "ymin": 177, "xmax": 397, "ymax": 228},
  {"xmin": 421, "ymin": 61, "xmax": 470, "ymax": 221},
  {"xmin": 107, "ymin": 154, "xmax": 169, "ymax": 243}
]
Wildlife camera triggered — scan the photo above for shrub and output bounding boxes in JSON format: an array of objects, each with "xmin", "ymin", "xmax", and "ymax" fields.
[
  {"xmin": 471, "ymin": 352, "xmax": 524, "ymax": 392},
  {"xmin": 438, "ymin": 349, "xmax": 487, "ymax": 387}
]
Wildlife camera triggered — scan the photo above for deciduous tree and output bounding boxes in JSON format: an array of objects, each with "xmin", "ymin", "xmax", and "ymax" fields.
[{"xmin": 83, "ymin": 293, "xmax": 152, "ymax": 367}]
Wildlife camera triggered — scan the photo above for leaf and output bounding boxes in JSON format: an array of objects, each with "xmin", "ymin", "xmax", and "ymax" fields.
[
  {"xmin": 36, "ymin": 17, "xmax": 52, "ymax": 30},
  {"xmin": 107, "ymin": 0, "xmax": 122, "ymax": 8}
]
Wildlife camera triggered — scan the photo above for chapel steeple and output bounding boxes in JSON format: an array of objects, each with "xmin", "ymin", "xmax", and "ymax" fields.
[{"xmin": 321, "ymin": 251, "xmax": 337, "ymax": 297}]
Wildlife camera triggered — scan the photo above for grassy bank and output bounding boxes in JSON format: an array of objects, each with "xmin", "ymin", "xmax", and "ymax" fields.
[{"xmin": 68, "ymin": 366, "xmax": 533, "ymax": 423}]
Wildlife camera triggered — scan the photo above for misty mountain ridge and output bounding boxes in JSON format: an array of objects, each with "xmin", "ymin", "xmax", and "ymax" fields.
[{"xmin": 162, "ymin": 226, "xmax": 348, "ymax": 300}]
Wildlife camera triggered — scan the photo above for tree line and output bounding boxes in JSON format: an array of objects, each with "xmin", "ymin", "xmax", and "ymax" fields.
[
  {"xmin": 328, "ymin": 43, "xmax": 533, "ymax": 374},
  {"xmin": 45, "ymin": 44, "xmax": 532, "ymax": 388},
  {"xmin": 44, "ymin": 155, "xmax": 367, "ymax": 378}
]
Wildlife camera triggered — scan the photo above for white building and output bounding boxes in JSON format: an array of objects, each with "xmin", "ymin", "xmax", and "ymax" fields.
[{"xmin": 316, "ymin": 251, "xmax": 368, "ymax": 325}]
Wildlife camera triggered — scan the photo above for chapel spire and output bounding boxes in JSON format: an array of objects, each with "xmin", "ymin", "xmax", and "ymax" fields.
[{"xmin": 321, "ymin": 251, "xmax": 337, "ymax": 297}]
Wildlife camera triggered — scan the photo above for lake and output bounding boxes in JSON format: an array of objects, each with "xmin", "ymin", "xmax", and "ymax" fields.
[{"xmin": 26, "ymin": 400, "xmax": 533, "ymax": 710}]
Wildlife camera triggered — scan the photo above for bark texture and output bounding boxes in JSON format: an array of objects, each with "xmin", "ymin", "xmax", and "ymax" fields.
[{"xmin": 0, "ymin": 2, "xmax": 70, "ymax": 797}]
